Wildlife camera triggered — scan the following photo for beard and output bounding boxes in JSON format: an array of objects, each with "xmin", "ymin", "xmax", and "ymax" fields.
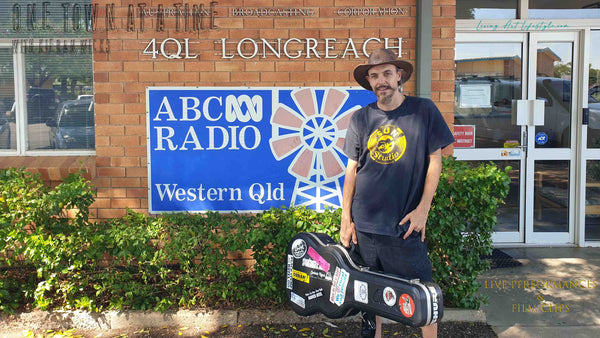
[{"xmin": 375, "ymin": 85, "xmax": 396, "ymax": 105}]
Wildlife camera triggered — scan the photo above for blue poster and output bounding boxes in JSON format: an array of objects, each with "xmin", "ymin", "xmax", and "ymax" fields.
[{"xmin": 146, "ymin": 87, "xmax": 376, "ymax": 213}]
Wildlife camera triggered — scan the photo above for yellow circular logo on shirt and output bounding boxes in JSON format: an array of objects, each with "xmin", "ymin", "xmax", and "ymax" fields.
[{"xmin": 367, "ymin": 125, "xmax": 406, "ymax": 164}]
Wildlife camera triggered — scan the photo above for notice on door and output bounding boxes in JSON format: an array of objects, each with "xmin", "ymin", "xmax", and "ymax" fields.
[
  {"xmin": 453, "ymin": 125, "xmax": 475, "ymax": 148},
  {"xmin": 458, "ymin": 84, "xmax": 491, "ymax": 108}
]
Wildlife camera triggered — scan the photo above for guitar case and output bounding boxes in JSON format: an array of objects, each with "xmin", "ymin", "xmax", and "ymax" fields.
[{"xmin": 285, "ymin": 232, "xmax": 443, "ymax": 327}]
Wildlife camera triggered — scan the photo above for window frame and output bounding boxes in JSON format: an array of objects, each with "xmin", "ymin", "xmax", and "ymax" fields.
[{"xmin": 0, "ymin": 38, "xmax": 95, "ymax": 156}]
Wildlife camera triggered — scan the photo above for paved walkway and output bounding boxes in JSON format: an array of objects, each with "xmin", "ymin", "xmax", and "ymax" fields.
[{"xmin": 477, "ymin": 247, "xmax": 600, "ymax": 338}]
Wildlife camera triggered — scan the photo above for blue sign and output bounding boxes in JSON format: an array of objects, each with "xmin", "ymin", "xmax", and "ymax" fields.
[
  {"xmin": 535, "ymin": 132, "xmax": 548, "ymax": 145},
  {"xmin": 146, "ymin": 87, "xmax": 376, "ymax": 213}
]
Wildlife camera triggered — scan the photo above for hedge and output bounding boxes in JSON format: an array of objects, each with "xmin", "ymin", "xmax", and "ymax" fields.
[{"xmin": 0, "ymin": 158, "xmax": 509, "ymax": 313}]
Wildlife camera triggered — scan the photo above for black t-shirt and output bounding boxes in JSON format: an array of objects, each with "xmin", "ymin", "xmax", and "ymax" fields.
[{"xmin": 343, "ymin": 96, "xmax": 455, "ymax": 236}]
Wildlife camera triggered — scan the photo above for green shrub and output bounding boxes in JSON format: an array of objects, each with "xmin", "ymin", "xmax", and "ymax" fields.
[
  {"xmin": 162, "ymin": 211, "xmax": 255, "ymax": 308},
  {"xmin": 0, "ymin": 167, "xmax": 97, "ymax": 312},
  {"xmin": 427, "ymin": 157, "xmax": 511, "ymax": 309},
  {"xmin": 92, "ymin": 211, "xmax": 173, "ymax": 311},
  {"xmin": 0, "ymin": 159, "xmax": 508, "ymax": 313}
]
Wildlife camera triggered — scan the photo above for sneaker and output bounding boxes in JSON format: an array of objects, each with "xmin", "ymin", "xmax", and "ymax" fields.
[{"xmin": 360, "ymin": 311, "xmax": 376, "ymax": 338}]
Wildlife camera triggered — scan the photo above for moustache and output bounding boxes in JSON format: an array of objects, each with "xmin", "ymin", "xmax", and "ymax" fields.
[{"xmin": 375, "ymin": 85, "xmax": 392, "ymax": 91}]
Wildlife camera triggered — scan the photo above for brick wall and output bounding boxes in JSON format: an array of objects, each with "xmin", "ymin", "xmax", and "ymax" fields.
[{"xmin": 84, "ymin": 0, "xmax": 456, "ymax": 218}]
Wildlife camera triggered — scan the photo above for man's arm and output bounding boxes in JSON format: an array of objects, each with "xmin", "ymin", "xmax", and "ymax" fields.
[
  {"xmin": 340, "ymin": 159, "xmax": 358, "ymax": 247},
  {"xmin": 400, "ymin": 148, "xmax": 443, "ymax": 241}
]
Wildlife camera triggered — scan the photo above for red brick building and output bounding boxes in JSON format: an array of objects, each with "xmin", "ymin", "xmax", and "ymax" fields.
[
  {"xmin": 3, "ymin": 0, "xmax": 599, "ymax": 246},
  {"xmin": 0, "ymin": 0, "xmax": 456, "ymax": 219}
]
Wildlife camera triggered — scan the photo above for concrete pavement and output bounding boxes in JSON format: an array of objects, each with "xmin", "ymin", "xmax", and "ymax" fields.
[
  {"xmin": 477, "ymin": 247, "xmax": 600, "ymax": 338},
  {"xmin": 0, "ymin": 305, "xmax": 485, "ymax": 336}
]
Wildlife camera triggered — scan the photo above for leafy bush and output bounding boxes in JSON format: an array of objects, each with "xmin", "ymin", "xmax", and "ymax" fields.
[
  {"xmin": 0, "ymin": 167, "xmax": 97, "ymax": 312},
  {"xmin": 0, "ymin": 159, "xmax": 508, "ymax": 313},
  {"xmin": 162, "ymin": 211, "xmax": 256, "ymax": 308},
  {"xmin": 427, "ymin": 157, "xmax": 511, "ymax": 309}
]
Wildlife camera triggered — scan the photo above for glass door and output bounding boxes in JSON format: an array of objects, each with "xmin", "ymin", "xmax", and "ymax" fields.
[
  {"xmin": 525, "ymin": 32, "xmax": 579, "ymax": 244},
  {"xmin": 583, "ymin": 30, "xmax": 600, "ymax": 245},
  {"xmin": 454, "ymin": 33, "xmax": 528, "ymax": 243},
  {"xmin": 455, "ymin": 32, "xmax": 582, "ymax": 244}
]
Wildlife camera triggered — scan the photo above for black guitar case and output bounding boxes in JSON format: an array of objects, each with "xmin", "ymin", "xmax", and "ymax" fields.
[{"xmin": 285, "ymin": 232, "xmax": 443, "ymax": 327}]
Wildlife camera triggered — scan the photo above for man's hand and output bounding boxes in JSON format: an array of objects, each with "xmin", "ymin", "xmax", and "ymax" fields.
[
  {"xmin": 400, "ymin": 149, "xmax": 443, "ymax": 242},
  {"xmin": 399, "ymin": 204, "xmax": 429, "ymax": 242},
  {"xmin": 340, "ymin": 213, "xmax": 357, "ymax": 247}
]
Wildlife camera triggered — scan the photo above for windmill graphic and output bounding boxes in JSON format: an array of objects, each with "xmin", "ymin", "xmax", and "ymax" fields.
[{"xmin": 269, "ymin": 88, "xmax": 360, "ymax": 211}]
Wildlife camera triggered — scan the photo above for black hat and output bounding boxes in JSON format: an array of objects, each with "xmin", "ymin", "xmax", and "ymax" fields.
[{"xmin": 353, "ymin": 49, "xmax": 413, "ymax": 91}]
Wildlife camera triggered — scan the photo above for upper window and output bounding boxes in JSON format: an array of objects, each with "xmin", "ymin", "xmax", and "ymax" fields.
[
  {"xmin": 457, "ymin": 0, "xmax": 518, "ymax": 20},
  {"xmin": 0, "ymin": 0, "xmax": 93, "ymax": 154},
  {"xmin": 458, "ymin": 0, "xmax": 600, "ymax": 20},
  {"xmin": 23, "ymin": 46, "xmax": 94, "ymax": 151},
  {"xmin": 0, "ymin": 0, "xmax": 93, "ymax": 38},
  {"xmin": 529, "ymin": 0, "xmax": 600, "ymax": 19},
  {"xmin": 0, "ymin": 46, "xmax": 15, "ymax": 151}
]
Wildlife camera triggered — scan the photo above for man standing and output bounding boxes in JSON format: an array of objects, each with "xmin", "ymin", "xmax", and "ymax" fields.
[{"xmin": 341, "ymin": 49, "xmax": 454, "ymax": 338}]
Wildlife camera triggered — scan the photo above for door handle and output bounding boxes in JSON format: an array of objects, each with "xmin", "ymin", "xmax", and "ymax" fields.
[{"xmin": 520, "ymin": 130, "xmax": 528, "ymax": 153}]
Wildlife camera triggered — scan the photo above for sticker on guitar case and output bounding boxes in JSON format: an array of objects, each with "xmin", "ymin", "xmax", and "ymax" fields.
[
  {"xmin": 306, "ymin": 287, "xmax": 324, "ymax": 300},
  {"xmin": 354, "ymin": 280, "xmax": 368, "ymax": 304},
  {"xmin": 399, "ymin": 293, "xmax": 415, "ymax": 318},
  {"xmin": 291, "ymin": 239, "xmax": 308, "ymax": 259},
  {"xmin": 307, "ymin": 246, "xmax": 330, "ymax": 272},
  {"xmin": 329, "ymin": 267, "xmax": 350, "ymax": 306},
  {"xmin": 302, "ymin": 258, "xmax": 321, "ymax": 270},
  {"xmin": 286, "ymin": 254, "xmax": 293, "ymax": 290},
  {"xmin": 427, "ymin": 286, "xmax": 440, "ymax": 323},
  {"xmin": 290, "ymin": 292, "xmax": 306, "ymax": 309},
  {"xmin": 383, "ymin": 287, "xmax": 396, "ymax": 306},
  {"xmin": 292, "ymin": 269, "xmax": 310, "ymax": 283},
  {"xmin": 309, "ymin": 270, "xmax": 333, "ymax": 281}
]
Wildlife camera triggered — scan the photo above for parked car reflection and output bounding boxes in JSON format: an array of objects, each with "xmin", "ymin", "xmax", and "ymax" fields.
[{"xmin": 46, "ymin": 98, "xmax": 94, "ymax": 149}]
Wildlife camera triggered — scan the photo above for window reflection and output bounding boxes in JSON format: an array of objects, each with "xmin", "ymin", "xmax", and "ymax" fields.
[
  {"xmin": 0, "ymin": 0, "xmax": 93, "ymax": 39},
  {"xmin": 456, "ymin": 0, "xmax": 517, "ymax": 20},
  {"xmin": 535, "ymin": 43, "xmax": 573, "ymax": 148},
  {"xmin": 534, "ymin": 161, "xmax": 570, "ymax": 233},
  {"xmin": 25, "ymin": 50, "xmax": 94, "ymax": 150},
  {"xmin": 530, "ymin": 0, "xmax": 600, "ymax": 19},
  {"xmin": 455, "ymin": 42, "xmax": 522, "ymax": 148},
  {"xmin": 586, "ymin": 160, "xmax": 600, "ymax": 240},
  {"xmin": 588, "ymin": 31, "xmax": 600, "ymax": 148},
  {"xmin": 0, "ymin": 47, "xmax": 15, "ymax": 150},
  {"xmin": 46, "ymin": 98, "xmax": 94, "ymax": 149}
]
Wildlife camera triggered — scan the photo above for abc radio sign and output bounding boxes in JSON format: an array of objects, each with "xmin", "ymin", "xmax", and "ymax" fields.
[{"xmin": 146, "ymin": 87, "xmax": 375, "ymax": 213}]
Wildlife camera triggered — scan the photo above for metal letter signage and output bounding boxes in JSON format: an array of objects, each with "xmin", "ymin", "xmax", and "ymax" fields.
[{"xmin": 146, "ymin": 87, "xmax": 376, "ymax": 213}]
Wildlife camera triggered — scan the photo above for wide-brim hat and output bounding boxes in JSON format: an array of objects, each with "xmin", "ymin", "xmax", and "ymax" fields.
[{"xmin": 353, "ymin": 49, "xmax": 413, "ymax": 91}]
